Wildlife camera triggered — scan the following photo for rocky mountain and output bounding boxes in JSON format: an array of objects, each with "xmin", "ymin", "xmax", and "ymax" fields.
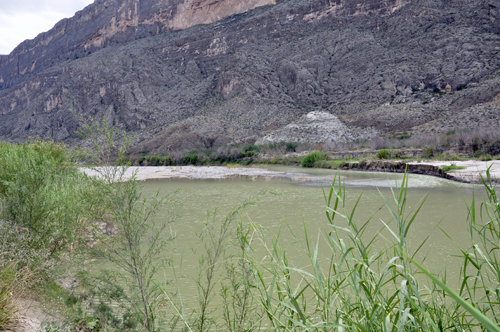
[{"xmin": 0, "ymin": 0, "xmax": 499, "ymax": 152}]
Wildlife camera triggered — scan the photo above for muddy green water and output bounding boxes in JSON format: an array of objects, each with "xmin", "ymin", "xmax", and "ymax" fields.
[{"xmin": 132, "ymin": 166, "xmax": 480, "ymax": 310}]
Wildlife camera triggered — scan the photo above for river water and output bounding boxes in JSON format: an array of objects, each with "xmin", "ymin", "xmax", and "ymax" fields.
[{"xmin": 132, "ymin": 166, "xmax": 482, "ymax": 311}]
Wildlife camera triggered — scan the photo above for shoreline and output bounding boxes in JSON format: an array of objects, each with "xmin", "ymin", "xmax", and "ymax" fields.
[
  {"xmin": 82, "ymin": 160, "xmax": 500, "ymax": 184},
  {"xmin": 345, "ymin": 160, "xmax": 500, "ymax": 184}
]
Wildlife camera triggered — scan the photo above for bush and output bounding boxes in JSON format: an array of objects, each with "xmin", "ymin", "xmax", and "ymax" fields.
[
  {"xmin": 423, "ymin": 147, "xmax": 435, "ymax": 158},
  {"xmin": 243, "ymin": 144, "xmax": 260, "ymax": 153},
  {"xmin": 376, "ymin": 149, "xmax": 392, "ymax": 159},
  {"xmin": 285, "ymin": 142, "xmax": 299, "ymax": 152},
  {"xmin": 181, "ymin": 155, "xmax": 192, "ymax": 165},
  {"xmin": 301, "ymin": 151, "xmax": 329, "ymax": 167},
  {"xmin": 0, "ymin": 141, "xmax": 99, "ymax": 266},
  {"xmin": 190, "ymin": 154, "xmax": 199, "ymax": 165}
]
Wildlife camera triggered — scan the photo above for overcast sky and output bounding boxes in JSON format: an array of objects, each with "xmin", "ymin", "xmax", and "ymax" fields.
[{"xmin": 0, "ymin": 0, "xmax": 94, "ymax": 55}]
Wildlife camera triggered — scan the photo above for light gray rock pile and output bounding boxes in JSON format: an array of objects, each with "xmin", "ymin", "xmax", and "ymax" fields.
[{"xmin": 256, "ymin": 111, "xmax": 378, "ymax": 144}]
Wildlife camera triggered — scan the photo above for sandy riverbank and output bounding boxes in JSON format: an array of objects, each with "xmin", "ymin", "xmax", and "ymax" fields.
[
  {"xmin": 408, "ymin": 160, "xmax": 500, "ymax": 183},
  {"xmin": 81, "ymin": 160, "xmax": 500, "ymax": 184},
  {"xmin": 81, "ymin": 166, "xmax": 339, "ymax": 182}
]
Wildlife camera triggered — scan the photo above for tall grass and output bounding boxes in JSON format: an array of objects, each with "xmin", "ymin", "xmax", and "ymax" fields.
[{"xmin": 243, "ymin": 170, "xmax": 500, "ymax": 331}]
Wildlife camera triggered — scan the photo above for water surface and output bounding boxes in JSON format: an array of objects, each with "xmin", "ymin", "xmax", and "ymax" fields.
[{"xmin": 134, "ymin": 166, "xmax": 480, "ymax": 308}]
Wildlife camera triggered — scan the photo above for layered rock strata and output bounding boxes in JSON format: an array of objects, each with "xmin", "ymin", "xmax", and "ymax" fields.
[{"xmin": 0, "ymin": 0, "xmax": 499, "ymax": 150}]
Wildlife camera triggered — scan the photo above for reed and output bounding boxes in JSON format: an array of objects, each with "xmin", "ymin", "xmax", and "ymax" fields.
[{"xmin": 245, "ymin": 170, "xmax": 500, "ymax": 331}]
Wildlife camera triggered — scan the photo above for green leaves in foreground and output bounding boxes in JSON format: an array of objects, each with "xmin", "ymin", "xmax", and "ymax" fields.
[
  {"xmin": 406, "ymin": 253, "xmax": 500, "ymax": 332},
  {"xmin": 246, "ymin": 170, "xmax": 500, "ymax": 331}
]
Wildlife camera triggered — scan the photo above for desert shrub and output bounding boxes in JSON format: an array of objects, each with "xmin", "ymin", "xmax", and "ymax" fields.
[
  {"xmin": 376, "ymin": 149, "xmax": 392, "ymax": 159},
  {"xmin": 285, "ymin": 142, "xmax": 299, "ymax": 152},
  {"xmin": 480, "ymin": 153, "xmax": 493, "ymax": 161},
  {"xmin": 423, "ymin": 147, "xmax": 435, "ymax": 158},
  {"xmin": 240, "ymin": 151, "xmax": 255, "ymax": 158},
  {"xmin": 0, "ymin": 141, "xmax": 99, "ymax": 267},
  {"xmin": 313, "ymin": 159, "xmax": 333, "ymax": 169},
  {"xmin": 243, "ymin": 144, "xmax": 260, "ymax": 153},
  {"xmin": 301, "ymin": 151, "xmax": 329, "ymax": 167},
  {"xmin": 190, "ymin": 155, "xmax": 199, "ymax": 165},
  {"xmin": 180, "ymin": 155, "xmax": 192, "ymax": 165},
  {"xmin": 146, "ymin": 155, "xmax": 162, "ymax": 166}
]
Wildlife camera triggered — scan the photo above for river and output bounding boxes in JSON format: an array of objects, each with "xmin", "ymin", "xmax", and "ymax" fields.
[{"xmin": 128, "ymin": 166, "xmax": 480, "ymax": 312}]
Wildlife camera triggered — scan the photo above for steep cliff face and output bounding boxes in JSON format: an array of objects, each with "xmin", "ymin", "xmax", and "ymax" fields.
[
  {"xmin": 0, "ymin": 0, "xmax": 276, "ymax": 91},
  {"xmin": 0, "ymin": 0, "xmax": 499, "ymax": 151}
]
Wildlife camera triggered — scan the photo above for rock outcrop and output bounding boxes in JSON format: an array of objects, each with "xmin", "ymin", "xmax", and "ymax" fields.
[{"xmin": 0, "ymin": 0, "xmax": 499, "ymax": 151}]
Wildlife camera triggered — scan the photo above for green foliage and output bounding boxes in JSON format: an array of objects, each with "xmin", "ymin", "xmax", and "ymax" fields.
[
  {"xmin": 244, "ymin": 172, "xmax": 500, "ymax": 331},
  {"xmin": 73, "ymin": 116, "xmax": 180, "ymax": 332},
  {"xmin": 376, "ymin": 148, "xmax": 392, "ymax": 159},
  {"xmin": 301, "ymin": 151, "xmax": 329, "ymax": 167},
  {"xmin": 440, "ymin": 165, "xmax": 466, "ymax": 173},
  {"xmin": 242, "ymin": 144, "xmax": 260, "ymax": 153},
  {"xmin": 446, "ymin": 129, "xmax": 456, "ymax": 136},
  {"xmin": 480, "ymin": 153, "xmax": 493, "ymax": 161},
  {"xmin": 75, "ymin": 114, "xmax": 134, "ymax": 165},
  {"xmin": 285, "ymin": 142, "xmax": 299, "ymax": 152},
  {"xmin": 0, "ymin": 141, "xmax": 99, "ymax": 268},
  {"xmin": 458, "ymin": 167, "xmax": 500, "ymax": 328},
  {"xmin": 190, "ymin": 155, "xmax": 199, "ymax": 165},
  {"xmin": 0, "ymin": 263, "xmax": 18, "ymax": 331},
  {"xmin": 395, "ymin": 132, "xmax": 411, "ymax": 140},
  {"xmin": 423, "ymin": 147, "xmax": 435, "ymax": 158}
]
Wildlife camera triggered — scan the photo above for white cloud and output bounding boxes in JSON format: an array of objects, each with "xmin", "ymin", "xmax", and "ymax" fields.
[{"xmin": 0, "ymin": 0, "xmax": 94, "ymax": 55}]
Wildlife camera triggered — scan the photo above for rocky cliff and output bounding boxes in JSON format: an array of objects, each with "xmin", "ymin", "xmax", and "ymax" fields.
[{"xmin": 0, "ymin": 0, "xmax": 499, "ymax": 151}]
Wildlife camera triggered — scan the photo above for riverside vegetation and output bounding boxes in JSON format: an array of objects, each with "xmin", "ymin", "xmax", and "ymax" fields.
[
  {"xmin": 1, "ymin": 126, "xmax": 500, "ymax": 330},
  {"xmin": 127, "ymin": 129, "xmax": 500, "ymax": 170}
]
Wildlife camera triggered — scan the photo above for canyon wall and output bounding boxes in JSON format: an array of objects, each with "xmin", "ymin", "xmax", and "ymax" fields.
[{"xmin": 0, "ymin": 0, "xmax": 499, "ymax": 151}]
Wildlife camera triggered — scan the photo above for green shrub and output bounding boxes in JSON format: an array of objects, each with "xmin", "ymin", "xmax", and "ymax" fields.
[
  {"xmin": 243, "ymin": 144, "xmax": 261, "ymax": 153},
  {"xmin": 190, "ymin": 155, "xmax": 199, "ymax": 165},
  {"xmin": 285, "ymin": 142, "xmax": 299, "ymax": 152},
  {"xmin": 240, "ymin": 151, "xmax": 256, "ymax": 158},
  {"xmin": 0, "ymin": 141, "xmax": 98, "ymax": 265},
  {"xmin": 423, "ymin": 147, "xmax": 435, "ymax": 158},
  {"xmin": 440, "ymin": 165, "xmax": 466, "ymax": 173},
  {"xmin": 480, "ymin": 153, "xmax": 493, "ymax": 161},
  {"xmin": 376, "ymin": 149, "xmax": 392, "ymax": 159},
  {"xmin": 181, "ymin": 155, "xmax": 192, "ymax": 165},
  {"xmin": 164, "ymin": 156, "xmax": 174, "ymax": 166},
  {"xmin": 446, "ymin": 129, "xmax": 456, "ymax": 136},
  {"xmin": 301, "ymin": 151, "xmax": 329, "ymax": 167},
  {"xmin": 146, "ymin": 155, "xmax": 162, "ymax": 166},
  {"xmin": 313, "ymin": 159, "xmax": 332, "ymax": 168}
]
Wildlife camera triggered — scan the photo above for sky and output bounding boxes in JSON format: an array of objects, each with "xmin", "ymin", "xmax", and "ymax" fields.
[{"xmin": 0, "ymin": 0, "xmax": 94, "ymax": 55}]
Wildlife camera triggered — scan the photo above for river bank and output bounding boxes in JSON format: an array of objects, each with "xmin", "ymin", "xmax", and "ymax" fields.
[
  {"xmin": 82, "ymin": 160, "xmax": 500, "ymax": 184},
  {"xmin": 346, "ymin": 160, "xmax": 500, "ymax": 183}
]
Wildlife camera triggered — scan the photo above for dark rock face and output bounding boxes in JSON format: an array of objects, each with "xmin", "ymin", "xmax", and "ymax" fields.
[{"xmin": 1, "ymin": 0, "xmax": 500, "ymax": 151}]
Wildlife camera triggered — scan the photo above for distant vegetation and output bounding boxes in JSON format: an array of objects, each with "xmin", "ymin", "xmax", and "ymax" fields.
[{"xmin": 124, "ymin": 128, "xmax": 500, "ymax": 170}]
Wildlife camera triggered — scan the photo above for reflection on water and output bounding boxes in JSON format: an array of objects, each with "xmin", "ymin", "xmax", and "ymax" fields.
[{"xmin": 132, "ymin": 166, "xmax": 479, "ymax": 308}]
